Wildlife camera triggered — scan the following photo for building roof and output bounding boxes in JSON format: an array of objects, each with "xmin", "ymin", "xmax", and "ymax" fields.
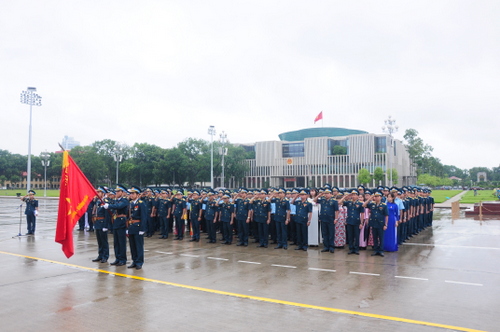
[{"xmin": 278, "ymin": 127, "xmax": 368, "ymax": 141}]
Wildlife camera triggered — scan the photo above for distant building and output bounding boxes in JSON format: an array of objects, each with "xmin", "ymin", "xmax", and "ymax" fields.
[
  {"xmin": 61, "ymin": 135, "xmax": 80, "ymax": 150},
  {"xmin": 225, "ymin": 127, "xmax": 416, "ymax": 189}
]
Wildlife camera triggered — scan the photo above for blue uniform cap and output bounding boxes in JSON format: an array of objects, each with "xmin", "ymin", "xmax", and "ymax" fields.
[
  {"xmin": 373, "ymin": 191, "xmax": 383, "ymax": 197},
  {"xmin": 350, "ymin": 189, "xmax": 359, "ymax": 194},
  {"xmin": 115, "ymin": 184, "xmax": 127, "ymax": 192},
  {"xmin": 97, "ymin": 186, "xmax": 107, "ymax": 194},
  {"xmin": 28, "ymin": 190, "xmax": 36, "ymax": 195},
  {"xmin": 299, "ymin": 188, "xmax": 309, "ymax": 195},
  {"xmin": 129, "ymin": 185, "xmax": 142, "ymax": 194}
]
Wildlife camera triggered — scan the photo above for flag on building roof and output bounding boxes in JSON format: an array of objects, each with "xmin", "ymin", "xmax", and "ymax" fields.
[
  {"xmin": 55, "ymin": 150, "xmax": 98, "ymax": 258},
  {"xmin": 314, "ymin": 111, "xmax": 323, "ymax": 123}
]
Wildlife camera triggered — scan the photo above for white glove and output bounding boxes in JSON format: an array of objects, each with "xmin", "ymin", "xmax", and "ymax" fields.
[
  {"xmin": 126, "ymin": 230, "xmax": 128, "ymax": 235},
  {"xmin": 34, "ymin": 211, "xmax": 39, "ymax": 216},
  {"xmin": 103, "ymin": 203, "xmax": 109, "ymax": 209},
  {"xmin": 139, "ymin": 231, "xmax": 145, "ymax": 235},
  {"xmin": 102, "ymin": 228, "xmax": 108, "ymax": 232}
]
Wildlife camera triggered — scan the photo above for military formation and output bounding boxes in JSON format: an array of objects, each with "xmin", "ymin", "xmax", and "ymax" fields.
[{"xmin": 57, "ymin": 184, "xmax": 434, "ymax": 270}]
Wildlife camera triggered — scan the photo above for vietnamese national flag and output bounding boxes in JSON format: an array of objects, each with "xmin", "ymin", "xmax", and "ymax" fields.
[
  {"xmin": 314, "ymin": 111, "xmax": 323, "ymax": 123},
  {"xmin": 55, "ymin": 151, "xmax": 98, "ymax": 258}
]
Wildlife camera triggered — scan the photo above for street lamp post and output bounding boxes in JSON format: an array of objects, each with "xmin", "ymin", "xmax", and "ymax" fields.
[
  {"xmin": 113, "ymin": 146, "xmax": 123, "ymax": 184},
  {"xmin": 20, "ymin": 87, "xmax": 42, "ymax": 193},
  {"xmin": 40, "ymin": 151, "xmax": 50, "ymax": 197},
  {"xmin": 220, "ymin": 131, "xmax": 227, "ymax": 188},
  {"xmin": 208, "ymin": 125, "xmax": 216, "ymax": 187},
  {"xmin": 382, "ymin": 116, "xmax": 398, "ymax": 187}
]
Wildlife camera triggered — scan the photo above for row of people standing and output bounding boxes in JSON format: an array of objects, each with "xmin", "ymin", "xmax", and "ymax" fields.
[{"xmin": 88, "ymin": 184, "xmax": 434, "ymax": 268}]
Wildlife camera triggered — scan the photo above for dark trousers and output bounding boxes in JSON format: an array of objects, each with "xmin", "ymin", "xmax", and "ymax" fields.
[
  {"xmin": 191, "ymin": 217, "xmax": 200, "ymax": 240},
  {"xmin": 222, "ymin": 222, "xmax": 233, "ymax": 243},
  {"xmin": 237, "ymin": 219, "xmax": 249, "ymax": 245},
  {"xmin": 257, "ymin": 222, "xmax": 269, "ymax": 246},
  {"xmin": 147, "ymin": 216, "xmax": 154, "ymax": 236},
  {"xmin": 159, "ymin": 216, "xmax": 169, "ymax": 237},
  {"xmin": 346, "ymin": 224, "xmax": 360, "ymax": 252},
  {"xmin": 88, "ymin": 216, "xmax": 94, "ymax": 231},
  {"xmin": 276, "ymin": 221, "xmax": 287, "ymax": 247},
  {"xmin": 288, "ymin": 215, "xmax": 297, "ymax": 243},
  {"xmin": 96, "ymin": 229, "xmax": 109, "ymax": 260},
  {"xmin": 113, "ymin": 228, "xmax": 127, "ymax": 263},
  {"xmin": 128, "ymin": 233, "xmax": 144, "ymax": 266},
  {"xmin": 296, "ymin": 222, "xmax": 308, "ymax": 249},
  {"xmin": 251, "ymin": 220, "xmax": 258, "ymax": 239},
  {"xmin": 372, "ymin": 227, "xmax": 385, "ymax": 254},
  {"xmin": 269, "ymin": 216, "xmax": 277, "ymax": 242},
  {"xmin": 175, "ymin": 215, "xmax": 184, "ymax": 238},
  {"xmin": 78, "ymin": 214, "xmax": 85, "ymax": 230},
  {"xmin": 26, "ymin": 214, "xmax": 36, "ymax": 234},
  {"xmin": 206, "ymin": 218, "xmax": 216, "ymax": 242},
  {"xmin": 320, "ymin": 220, "xmax": 335, "ymax": 250}
]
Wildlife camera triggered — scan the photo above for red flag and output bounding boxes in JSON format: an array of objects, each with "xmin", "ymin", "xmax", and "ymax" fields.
[
  {"xmin": 55, "ymin": 151, "xmax": 98, "ymax": 258},
  {"xmin": 314, "ymin": 111, "xmax": 323, "ymax": 123}
]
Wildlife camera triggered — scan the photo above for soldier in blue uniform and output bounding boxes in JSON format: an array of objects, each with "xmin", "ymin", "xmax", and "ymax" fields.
[
  {"xmin": 189, "ymin": 190, "xmax": 203, "ymax": 242},
  {"xmin": 156, "ymin": 190, "xmax": 171, "ymax": 239},
  {"xmin": 315, "ymin": 187, "xmax": 339, "ymax": 253},
  {"xmin": 204, "ymin": 190, "xmax": 218, "ymax": 243},
  {"xmin": 218, "ymin": 193, "xmax": 235, "ymax": 244},
  {"xmin": 21, "ymin": 190, "xmax": 38, "ymax": 235},
  {"xmin": 91, "ymin": 187, "xmax": 111, "ymax": 263},
  {"xmin": 341, "ymin": 189, "xmax": 365, "ymax": 255},
  {"xmin": 271, "ymin": 188, "xmax": 290, "ymax": 249},
  {"xmin": 252, "ymin": 189, "xmax": 271, "ymax": 248},
  {"xmin": 293, "ymin": 189, "xmax": 312, "ymax": 251},
  {"xmin": 126, "ymin": 186, "xmax": 147, "ymax": 269},
  {"xmin": 172, "ymin": 190, "xmax": 187, "ymax": 240},
  {"xmin": 363, "ymin": 191, "xmax": 389, "ymax": 256},
  {"xmin": 104, "ymin": 184, "xmax": 129, "ymax": 266},
  {"xmin": 234, "ymin": 188, "xmax": 252, "ymax": 246},
  {"xmin": 287, "ymin": 189, "xmax": 298, "ymax": 245}
]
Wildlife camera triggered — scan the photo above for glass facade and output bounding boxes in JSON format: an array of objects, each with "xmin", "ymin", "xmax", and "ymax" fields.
[
  {"xmin": 375, "ymin": 136, "xmax": 386, "ymax": 153},
  {"xmin": 282, "ymin": 143, "xmax": 305, "ymax": 157}
]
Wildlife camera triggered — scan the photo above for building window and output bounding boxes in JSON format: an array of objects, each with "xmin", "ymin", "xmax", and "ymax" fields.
[
  {"xmin": 328, "ymin": 139, "xmax": 348, "ymax": 155},
  {"xmin": 282, "ymin": 143, "xmax": 304, "ymax": 158},
  {"xmin": 375, "ymin": 137, "xmax": 386, "ymax": 153}
]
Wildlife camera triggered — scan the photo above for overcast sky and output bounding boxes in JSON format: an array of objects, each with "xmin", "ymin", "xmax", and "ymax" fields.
[{"xmin": 1, "ymin": 1, "xmax": 499, "ymax": 170}]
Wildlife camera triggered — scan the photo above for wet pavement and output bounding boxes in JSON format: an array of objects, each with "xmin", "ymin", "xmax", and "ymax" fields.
[{"xmin": 1, "ymin": 197, "xmax": 499, "ymax": 332}]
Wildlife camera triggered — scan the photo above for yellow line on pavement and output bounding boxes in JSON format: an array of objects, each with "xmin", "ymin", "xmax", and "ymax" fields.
[{"xmin": 0, "ymin": 250, "xmax": 486, "ymax": 332}]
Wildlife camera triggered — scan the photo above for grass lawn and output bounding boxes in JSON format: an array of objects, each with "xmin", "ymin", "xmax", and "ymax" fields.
[
  {"xmin": 431, "ymin": 190, "xmax": 463, "ymax": 203},
  {"xmin": 460, "ymin": 190, "xmax": 499, "ymax": 204},
  {"xmin": 0, "ymin": 189, "xmax": 60, "ymax": 197}
]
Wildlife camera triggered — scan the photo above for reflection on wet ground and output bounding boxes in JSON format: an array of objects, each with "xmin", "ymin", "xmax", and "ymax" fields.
[{"xmin": 1, "ymin": 197, "xmax": 498, "ymax": 331}]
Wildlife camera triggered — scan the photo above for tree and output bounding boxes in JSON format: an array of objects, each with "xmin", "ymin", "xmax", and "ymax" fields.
[
  {"xmin": 403, "ymin": 128, "xmax": 433, "ymax": 173},
  {"xmin": 373, "ymin": 167, "xmax": 384, "ymax": 185},
  {"xmin": 358, "ymin": 168, "xmax": 372, "ymax": 186},
  {"xmin": 390, "ymin": 168, "xmax": 398, "ymax": 185},
  {"xmin": 332, "ymin": 145, "xmax": 347, "ymax": 155}
]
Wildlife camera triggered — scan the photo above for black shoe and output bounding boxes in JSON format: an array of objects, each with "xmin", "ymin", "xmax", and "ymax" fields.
[
  {"xmin": 127, "ymin": 264, "xmax": 137, "ymax": 268},
  {"xmin": 189, "ymin": 239, "xmax": 197, "ymax": 242},
  {"xmin": 274, "ymin": 246, "xmax": 282, "ymax": 249},
  {"xmin": 295, "ymin": 247, "xmax": 302, "ymax": 250},
  {"xmin": 283, "ymin": 246, "xmax": 288, "ymax": 250},
  {"xmin": 371, "ymin": 253, "xmax": 378, "ymax": 256},
  {"xmin": 136, "ymin": 265, "xmax": 142, "ymax": 270},
  {"xmin": 263, "ymin": 245, "xmax": 268, "ymax": 248},
  {"xmin": 321, "ymin": 249, "xmax": 329, "ymax": 252},
  {"xmin": 302, "ymin": 248, "xmax": 307, "ymax": 251},
  {"xmin": 257, "ymin": 244, "xmax": 264, "ymax": 247},
  {"xmin": 347, "ymin": 251, "xmax": 354, "ymax": 255},
  {"xmin": 379, "ymin": 253, "xmax": 385, "ymax": 257},
  {"xmin": 244, "ymin": 243, "xmax": 248, "ymax": 247},
  {"xmin": 116, "ymin": 262, "xmax": 126, "ymax": 266},
  {"xmin": 92, "ymin": 258, "xmax": 102, "ymax": 262},
  {"xmin": 330, "ymin": 249, "xmax": 335, "ymax": 253},
  {"xmin": 88, "ymin": 229, "xmax": 94, "ymax": 232},
  {"xmin": 110, "ymin": 261, "xmax": 119, "ymax": 265},
  {"xmin": 100, "ymin": 259, "xmax": 108, "ymax": 263},
  {"xmin": 354, "ymin": 252, "xmax": 360, "ymax": 255},
  {"xmin": 236, "ymin": 243, "xmax": 244, "ymax": 246}
]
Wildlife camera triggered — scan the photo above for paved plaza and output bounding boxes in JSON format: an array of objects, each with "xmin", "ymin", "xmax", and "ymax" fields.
[{"xmin": 0, "ymin": 197, "xmax": 498, "ymax": 332}]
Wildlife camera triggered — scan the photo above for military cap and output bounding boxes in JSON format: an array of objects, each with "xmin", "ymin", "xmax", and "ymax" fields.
[
  {"xmin": 350, "ymin": 189, "xmax": 359, "ymax": 195},
  {"xmin": 97, "ymin": 186, "xmax": 107, "ymax": 193},
  {"xmin": 129, "ymin": 185, "xmax": 142, "ymax": 194},
  {"xmin": 28, "ymin": 189, "xmax": 36, "ymax": 195},
  {"xmin": 373, "ymin": 191, "xmax": 383, "ymax": 197},
  {"xmin": 115, "ymin": 184, "xmax": 127, "ymax": 192},
  {"xmin": 299, "ymin": 188, "xmax": 309, "ymax": 195}
]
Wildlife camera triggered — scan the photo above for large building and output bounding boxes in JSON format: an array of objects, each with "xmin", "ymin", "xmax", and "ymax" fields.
[{"xmin": 235, "ymin": 127, "xmax": 416, "ymax": 189}]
